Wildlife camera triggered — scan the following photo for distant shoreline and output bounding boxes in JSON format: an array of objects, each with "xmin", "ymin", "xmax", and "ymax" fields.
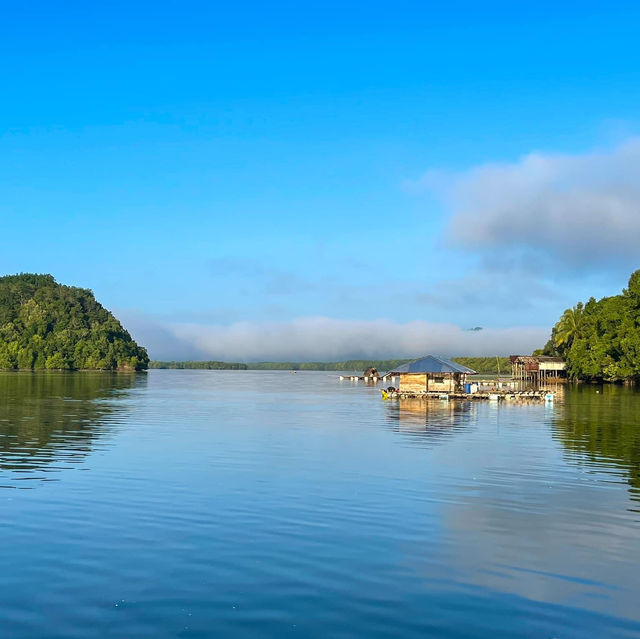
[{"xmin": 148, "ymin": 357, "xmax": 511, "ymax": 374}]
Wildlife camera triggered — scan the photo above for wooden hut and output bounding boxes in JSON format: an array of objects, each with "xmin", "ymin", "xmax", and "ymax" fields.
[
  {"xmin": 383, "ymin": 355, "xmax": 477, "ymax": 394},
  {"xmin": 510, "ymin": 355, "xmax": 567, "ymax": 383}
]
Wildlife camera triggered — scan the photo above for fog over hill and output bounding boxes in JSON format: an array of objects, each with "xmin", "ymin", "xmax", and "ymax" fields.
[{"xmin": 121, "ymin": 312, "xmax": 547, "ymax": 362}]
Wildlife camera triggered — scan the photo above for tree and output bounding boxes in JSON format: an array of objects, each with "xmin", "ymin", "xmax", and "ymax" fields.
[{"xmin": 554, "ymin": 302, "xmax": 584, "ymax": 354}]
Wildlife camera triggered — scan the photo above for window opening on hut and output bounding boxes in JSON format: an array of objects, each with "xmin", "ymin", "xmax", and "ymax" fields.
[{"xmin": 433, "ymin": 376, "xmax": 444, "ymax": 384}]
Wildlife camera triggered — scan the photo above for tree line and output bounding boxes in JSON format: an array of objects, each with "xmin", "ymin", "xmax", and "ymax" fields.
[
  {"xmin": 149, "ymin": 357, "xmax": 511, "ymax": 373},
  {"xmin": 149, "ymin": 361, "xmax": 248, "ymax": 370}
]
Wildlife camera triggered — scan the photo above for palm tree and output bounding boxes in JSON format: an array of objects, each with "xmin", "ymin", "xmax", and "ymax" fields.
[{"xmin": 554, "ymin": 303, "xmax": 584, "ymax": 352}]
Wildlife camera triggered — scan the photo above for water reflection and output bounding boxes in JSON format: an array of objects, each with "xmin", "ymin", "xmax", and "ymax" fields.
[
  {"xmin": 0, "ymin": 372, "xmax": 144, "ymax": 488},
  {"xmin": 0, "ymin": 371, "xmax": 639, "ymax": 638},
  {"xmin": 384, "ymin": 398, "xmax": 474, "ymax": 446},
  {"xmin": 552, "ymin": 384, "xmax": 640, "ymax": 501}
]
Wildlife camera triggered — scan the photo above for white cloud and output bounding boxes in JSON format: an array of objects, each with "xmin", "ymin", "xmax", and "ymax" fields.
[
  {"xmin": 145, "ymin": 316, "xmax": 548, "ymax": 361},
  {"xmin": 418, "ymin": 138, "xmax": 640, "ymax": 267}
]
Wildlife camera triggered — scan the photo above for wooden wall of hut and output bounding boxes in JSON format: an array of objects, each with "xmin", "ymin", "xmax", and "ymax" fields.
[
  {"xmin": 398, "ymin": 373, "xmax": 463, "ymax": 393},
  {"xmin": 399, "ymin": 373, "xmax": 429, "ymax": 393}
]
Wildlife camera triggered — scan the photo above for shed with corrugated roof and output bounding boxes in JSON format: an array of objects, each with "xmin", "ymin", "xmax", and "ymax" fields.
[{"xmin": 383, "ymin": 355, "xmax": 477, "ymax": 394}]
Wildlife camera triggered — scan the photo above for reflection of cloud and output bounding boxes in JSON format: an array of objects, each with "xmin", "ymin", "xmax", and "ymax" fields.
[
  {"xmin": 415, "ymin": 138, "xmax": 640, "ymax": 268},
  {"xmin": 140, "ymin": 316, "xmax": 548, "ymax": 361},
  {"xmin": 397, "ymin": 401, "xmax": 640, "ymax": 625}
]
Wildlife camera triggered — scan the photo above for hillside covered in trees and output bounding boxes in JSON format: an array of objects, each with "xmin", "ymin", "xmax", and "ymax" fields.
[
  {"xmin": 0, "ymin": 274, "xmax": 148, "ymax": 371},
  {"xmin": 538, "ymin": 269, "xmax": 640, "ymax": 381}
]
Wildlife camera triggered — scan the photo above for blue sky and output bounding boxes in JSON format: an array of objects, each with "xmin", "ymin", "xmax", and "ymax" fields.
[{"xmin": 2, "ymin": 1, "xmax": 640, "ymax": 359}]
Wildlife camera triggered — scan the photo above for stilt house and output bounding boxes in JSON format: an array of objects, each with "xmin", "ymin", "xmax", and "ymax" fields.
[
  {"xmin": 510, "ymin": 356, "xmax": 567, "ymax": 382},
  {"xmin": 383, "ymin": 355, "xmax": 477, "ymax": 393}
]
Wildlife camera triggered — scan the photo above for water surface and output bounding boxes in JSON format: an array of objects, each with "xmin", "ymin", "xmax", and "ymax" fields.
[{"xmin": 1, "ymin": 371, "xmax": 639, "ymax": 637}]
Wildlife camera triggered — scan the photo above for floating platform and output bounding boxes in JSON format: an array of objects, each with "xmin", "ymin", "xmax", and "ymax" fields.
[
  {"xmin": 338, "ymin": 374, "xmax": 556, "ymax": 402},
  {"xmin": 340, "ymin": 375, "xmax": 522, "ymax": 390},
  {"xmin": 381, "ymin": 390, "xmax": 555, "ymax": 402}
]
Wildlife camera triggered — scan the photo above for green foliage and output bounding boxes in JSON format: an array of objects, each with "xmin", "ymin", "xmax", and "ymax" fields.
[
  {"xmin": 246, "ymin": 359, "xmax": 409, "ymax": 371},
  {"xmin": 542, "ymin": 269, "xmax": 640, "ymax": 381},
  {"xmin": 0, "ymin": 273, "xmax": 149, "ymax": 371},
  {"xmin": 451, "ymin": 357, "xmax": 510, "ymax": 374},
  {"xmin": 554, "ymin": 303, "xmax": 584, "ymax": 351},
  {"xmin": 149, "ymin": 361, "xmax": 248, "ymax": 370}
]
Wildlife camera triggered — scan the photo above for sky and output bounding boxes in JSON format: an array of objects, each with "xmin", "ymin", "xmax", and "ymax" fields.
[{"xmin": 2, "ymin": 1, "xmax": 640, "ymax": 360}]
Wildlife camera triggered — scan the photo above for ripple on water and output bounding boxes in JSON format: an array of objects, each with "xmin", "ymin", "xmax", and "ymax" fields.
[{"xmin": 1, "ymin": 371, "xmax": 640, "ymax": 638}]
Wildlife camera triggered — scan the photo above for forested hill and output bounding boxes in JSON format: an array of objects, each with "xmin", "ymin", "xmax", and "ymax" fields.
[{"xmin": 0, "ymin": 274, "xmax": 149, "ymax": 370}]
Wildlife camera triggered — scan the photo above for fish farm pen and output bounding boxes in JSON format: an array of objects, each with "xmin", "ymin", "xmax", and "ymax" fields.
[
  {"xmin": 379, "ymin": 389, "xmax": 556, "ymax": 402},
  {"xmin": 339, "ymin": 354, "xmax": 562, "ymax": 403}
]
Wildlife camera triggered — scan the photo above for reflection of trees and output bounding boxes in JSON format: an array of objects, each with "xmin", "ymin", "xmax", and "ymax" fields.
[
  {"xmin": 0, "ymin": 372, "xmax": 144, "ymax": 487},
  {"xmin": 384, "ymin": 398, "xmax": 474, "ymax": 446},
  {"xmin": 551, "ymin": 385, "xmax": 640, "ymax": 499}
]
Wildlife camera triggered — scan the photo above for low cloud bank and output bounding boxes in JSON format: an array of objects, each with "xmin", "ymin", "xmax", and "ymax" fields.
[
  {"xmin": 420, "ymin": 138, "xmax": 640, "ymax": 267},
  {"xmin": 127, "ymin": 315, "xmax": 548, "ymax": 361}
]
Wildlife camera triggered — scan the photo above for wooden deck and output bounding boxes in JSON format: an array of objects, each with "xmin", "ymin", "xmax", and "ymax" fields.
[
  {"xmin": 338, "ymin": 375, "xmax": 557, "ymax": 402},
  {"xmin": 382, "ymin": 390, "xmax": 555, "ymax": 402}
]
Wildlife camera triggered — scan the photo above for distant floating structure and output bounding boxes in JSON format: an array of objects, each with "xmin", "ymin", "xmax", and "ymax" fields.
[{"xmin": 338, "ymin": 355, "xmax": 558, "ymax": 402}]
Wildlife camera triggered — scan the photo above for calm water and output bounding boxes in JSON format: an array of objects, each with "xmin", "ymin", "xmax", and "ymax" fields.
[{"xmin": 1, "ymin": 371, "xmax": 639, "ymax": 638}]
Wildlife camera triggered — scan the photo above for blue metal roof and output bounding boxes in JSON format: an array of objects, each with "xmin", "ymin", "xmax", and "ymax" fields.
[{"xmin": 385, "ymin": 355, "xmax": 476, "ymax": 375}]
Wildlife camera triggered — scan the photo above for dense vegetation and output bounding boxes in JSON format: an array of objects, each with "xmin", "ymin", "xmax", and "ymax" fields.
[
  {"xmin": 537, "ymin": 269, "xmax": 640, "ymax": 381},
  {"xmin": 0, "ymin": 274, "xmax": 148, "ymax": 371},
  {"xmin": 247, "ymin": 359, "xmax": 410, "ymax": 371},
  {"xmin": 149, "ymin": 357, "xmax": 510, "ymax": 373},
  {"xmin": 149, "ymin": 361, "xmax": 248, "ymax": 370},
  {"xmin": 452, "ymin": 357, "xmax": 511, "ymax": 374}
]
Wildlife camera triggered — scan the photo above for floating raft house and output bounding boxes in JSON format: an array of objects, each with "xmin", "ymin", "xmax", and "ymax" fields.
[
  {"xmin": 379, "ymin": 355, "xmax": 554, "ymax": 402},
  {"xmin": 382, "ymin": 355, "xmax": 475, "ymax": 394}
]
